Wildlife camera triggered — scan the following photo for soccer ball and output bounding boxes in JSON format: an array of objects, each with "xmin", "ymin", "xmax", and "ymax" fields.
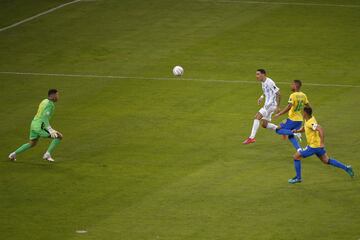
[{"xmin": 172, "ymin": 66, "xmax": 184, "ymax": 76}]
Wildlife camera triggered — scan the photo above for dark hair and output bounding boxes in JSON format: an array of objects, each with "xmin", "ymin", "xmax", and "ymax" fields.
[
  {"xmin": 303, "ymin": 106, "xmax": 312, "ymax": 116},
  {"xmin": 294, "ymin": 79, "xmax": 302, "ymax": 87},
  {"xmin": 48, "ymin": 89, "xmax": 58, "ymax": 96},
  {"xmin": 257, "ymin": 69, "xmax": 266, "ymax": 74}
]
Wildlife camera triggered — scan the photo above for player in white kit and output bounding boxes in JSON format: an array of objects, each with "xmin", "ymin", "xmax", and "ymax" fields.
[{"xmin": 243, "ymin": 69, "xmax": 281, "ymax": 144}]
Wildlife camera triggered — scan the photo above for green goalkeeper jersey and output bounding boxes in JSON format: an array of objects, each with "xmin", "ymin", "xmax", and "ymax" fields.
[{"xmin": 32, "ymin": 99, "xmax": 55, "ymax": 129}]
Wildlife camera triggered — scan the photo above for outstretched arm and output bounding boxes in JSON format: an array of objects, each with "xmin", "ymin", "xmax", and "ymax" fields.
[{"xmin": 275, "ymin": 103, "xmax": 292, "ymax": 118}]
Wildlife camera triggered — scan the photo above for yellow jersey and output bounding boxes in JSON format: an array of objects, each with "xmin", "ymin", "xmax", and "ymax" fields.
[
  {"xmin": 288, "ymin": 92, "xmax": 309, "ymax": 121},
  {"xmin": 304, "ymin": 116, "xmax": 321, "ymax": 148}
]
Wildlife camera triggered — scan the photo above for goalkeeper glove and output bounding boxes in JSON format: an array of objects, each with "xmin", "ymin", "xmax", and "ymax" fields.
[{"xmin": 47, "ymin": 127, "xmax": 58, "ymax": 138}]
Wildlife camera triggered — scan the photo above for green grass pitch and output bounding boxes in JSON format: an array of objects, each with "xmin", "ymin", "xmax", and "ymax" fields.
[{"xmin": 1, "ymin": 0, "xmax": 360, "ymax": 239}]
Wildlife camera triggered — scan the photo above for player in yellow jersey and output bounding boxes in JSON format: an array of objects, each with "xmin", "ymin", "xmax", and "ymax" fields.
[
  {"xmin": 8, "ymin": 89, "xmax": 63, "ymax": 162},
  {"xmin": 274, "ymin": 80, "xmax": 310, "ymax": 151},
  {"xmin": 287, "ymin": 107, "xmax": 354, "ymax": 184}
]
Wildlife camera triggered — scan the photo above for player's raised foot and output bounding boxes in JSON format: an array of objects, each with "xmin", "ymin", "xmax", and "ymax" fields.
[
  {"xmin": 8, "ymin": 152, "xmax": 16, "ymax": 161},
  {"xmin": 346, "ymin": 165, "xmax": 354, "ymax": 178},
  {"xmin": 43, "ymin": 152, "xmax": 55, "ymax": 162},
  {"xmin": 288, "ymin": 177, "xmax": 302, "ymax": 184},
  {"xmin": 242, "ymin": 138, "xmax": 256, "ymax": 145}
]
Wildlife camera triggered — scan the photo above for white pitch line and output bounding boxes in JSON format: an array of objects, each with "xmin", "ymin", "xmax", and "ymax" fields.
[
  {"xmin": 198, "ymin": 0, "xmax": 360, "ymax": 8},
  {"xmin": 0, "ymin": 0, "xmax": 82, "ymax": 33},
  {"xmin": 0, "ymin": 71, "xmax": 359, "ymax": 88}
]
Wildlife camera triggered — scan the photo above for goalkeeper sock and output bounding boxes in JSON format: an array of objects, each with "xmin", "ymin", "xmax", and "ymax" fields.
[
  {"xmin": 47, "ymin": 139, "xmax": 61, "ymax": 154},
  {"xmin": 14, "ymin": 143, "xmax": 32, "ymax": 155}
]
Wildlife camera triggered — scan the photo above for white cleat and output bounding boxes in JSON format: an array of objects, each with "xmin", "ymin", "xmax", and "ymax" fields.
[
  {"xmin": 8, "ymin": 152, "xmax": 16, "ymax": 161},
  {"xmin": 43, "ymin": 153, "xmax": 55, "ymax": 162},
  {"xmin": 294, "ymin": 132, "xmax": 302, "ymax": 142}
]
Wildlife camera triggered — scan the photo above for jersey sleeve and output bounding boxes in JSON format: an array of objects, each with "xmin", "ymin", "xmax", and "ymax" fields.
[
  {"xmin": 270, "ymin": 80, "xmax": 280, "ymax": 94},
  {"xmin": 288, "ymin": 93, "xmax": 295, "ymax": 105},
  {"xmin": 304, "ymin": 94, "xmax": 309, "ymax": 105},
  {"xmin": 307, "ymin": 118, "xmax": 318, "ymax": 131}
]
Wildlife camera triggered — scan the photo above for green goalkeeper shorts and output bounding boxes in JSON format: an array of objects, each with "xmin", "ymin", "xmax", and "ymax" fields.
[{"xmin": 29, "ymin": 121, "xmax": 50, "ymax": 140}]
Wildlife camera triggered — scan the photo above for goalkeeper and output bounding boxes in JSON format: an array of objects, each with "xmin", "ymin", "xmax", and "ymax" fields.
[{"xmin": 9, "ymin": 89, "xmax": 63, "ymax": 162}]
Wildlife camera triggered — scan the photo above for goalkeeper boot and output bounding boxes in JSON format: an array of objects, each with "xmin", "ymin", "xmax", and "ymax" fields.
[
  {"xmin": 43, "ymin": 152, "xmax": 55, "ymax": 162},
  {"xmin": 8, "ymin": 152, "xmax": 16, "ymax": 161}
]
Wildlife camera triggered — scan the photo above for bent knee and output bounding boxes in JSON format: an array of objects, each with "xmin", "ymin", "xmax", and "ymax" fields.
[
  {"xmin": 254, "ymin": 113, "xmax": 263, "ymax": 120},
  {"xmin": 293, "ymin": 153, "xmax": 302, "ymax": 160},
  {"xmin": 321, "ymin": 158, "xmax": 329, "ymax": 164}
]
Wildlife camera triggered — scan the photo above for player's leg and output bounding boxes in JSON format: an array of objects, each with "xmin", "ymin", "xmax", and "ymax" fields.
[
  {"xmin": 275, "ymin": 120, "xmax": 292, "ymax": 140},
  {"xmin": 288, "ymin": 146, "xmax": 315, "ymax": 183},
  {"xmin": 15, "ymin": 139, "xmax": 37, "ymax": 153},
  {"xmin": 8, "ymin": 128, "xmax": 40, "ymax": 161},
  {"xmin": 288, "ymin": 151, "xmax": 303, "ymax": 184},
  {"xmin": 260, "ymin": 106, "xmax": 278, "ymax": 130},
  {"xmin": 275, "ymin": 119, "xmax": 302, "ymax": 151},
  {"xmin": 46, "ymin": 132, "xmax": 62, "ymax": 154},
  {"xmin": 276, "ymin": 119, "xmax": 293, "ymax": 135},
  {"xmin": 261, "ymin": 119, "xmax": 278, "ymax": 130},
  {"xmin": 9, "ymin": 140, "xmax": 38, "ymax": 161},
  {"xmin": 42, "ymin": 130, "xmax": 62, "ymax": 162},
  {"xmin": 243, "ymin": 112, "xmax": 263, "ymax": 144},
  {"xmin": 251, "ymin": 112, "xmax": 263, "ymax": 137},
  {"xmin": 318, "ymin": 152, "xmax": 354, "ymax": 177},
  {"xmin": 288, "ymin": 134, "xmax": 301, "ymax": 151}
]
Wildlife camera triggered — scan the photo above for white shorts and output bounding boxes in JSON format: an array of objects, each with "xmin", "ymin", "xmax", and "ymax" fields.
[{"xmin": 259, "ymin": 105, "xmax": 277, "ymax": 121}]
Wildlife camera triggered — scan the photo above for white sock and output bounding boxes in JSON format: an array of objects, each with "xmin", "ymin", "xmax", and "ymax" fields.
[
  {"xmin": 266, "ymin": 123, "xmax": 278, "ymax": 131},
  {"xmin": 250, "ymin": 119, "xmax": 260, "ymax": 138}
]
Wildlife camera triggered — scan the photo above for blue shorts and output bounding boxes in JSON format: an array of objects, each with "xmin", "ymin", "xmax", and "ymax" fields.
[
  {"xmin": 280, "ymin": 118, "xmax": 302, "ymax": 130},
  {"xmin": 299, "ymin": 146, "xmax": 326, "ymax": 158}
]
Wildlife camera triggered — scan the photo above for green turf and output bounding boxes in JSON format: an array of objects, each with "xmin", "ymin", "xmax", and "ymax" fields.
[{"xmin": 1, "ymin": 0, "xmax": 360, "ymax": 239}]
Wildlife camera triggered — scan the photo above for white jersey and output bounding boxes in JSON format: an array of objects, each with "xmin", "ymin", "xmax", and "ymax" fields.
[{"xmin": 261, "ymin": 77, "xmax": 280, "ymax": 108}]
